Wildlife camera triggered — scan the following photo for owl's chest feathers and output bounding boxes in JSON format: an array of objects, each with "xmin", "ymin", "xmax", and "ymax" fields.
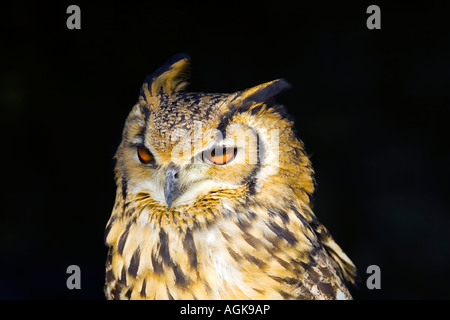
[{"xmin": 107, "ymin": 201, "xmax": 317, "ymax": 299}]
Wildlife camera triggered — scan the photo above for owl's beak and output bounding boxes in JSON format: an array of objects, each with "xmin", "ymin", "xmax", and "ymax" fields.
[{"xmin": 164, "ymin": 164, "xmax": 181, "ymax": 208}]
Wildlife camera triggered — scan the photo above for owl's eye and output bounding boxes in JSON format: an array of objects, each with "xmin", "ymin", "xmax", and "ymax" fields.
[
  {"xmin": 203, "ymin": 147, "xmax": 237, "ymax": 165},
  {"xmin": 137, "ymin": 146, "xmax": 153, "ymax": 164}
]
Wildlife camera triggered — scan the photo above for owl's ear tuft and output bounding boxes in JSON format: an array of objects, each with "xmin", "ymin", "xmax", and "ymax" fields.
[
  {"xmin": 140, "ymin": 53, "xmax": 191, "ymax": 102},
  {"xmin": 237, "ymin": 78, "xmax": 291, "ymax": 107},
  {"xmin": 218, "ymin": 79, "xmax": 291, "ymax": 121}
]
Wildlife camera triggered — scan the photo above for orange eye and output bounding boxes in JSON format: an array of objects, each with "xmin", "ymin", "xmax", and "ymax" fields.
[
  {"xmin": 137, "ymin": 147, "xmax": 153, "ymax": 164},
  {"xmin": 204, "ymin": 147, "xmax": 237, "ymax": 165}
]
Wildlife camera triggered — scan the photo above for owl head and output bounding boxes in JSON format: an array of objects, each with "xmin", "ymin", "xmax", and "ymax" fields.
[{"xmin": 114, "ymin": 54, "xmax": 314, "ymax": 223}]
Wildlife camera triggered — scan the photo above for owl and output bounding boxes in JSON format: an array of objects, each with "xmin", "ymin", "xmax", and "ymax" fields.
[{"xmin": 104, "ymin": 53, "xmax": 356, "ymax": 300}]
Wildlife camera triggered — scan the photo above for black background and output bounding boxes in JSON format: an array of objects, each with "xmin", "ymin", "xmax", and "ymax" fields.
[{"xmin": 1, "ymin": 1, "xmax": 449, "ymax": 299}]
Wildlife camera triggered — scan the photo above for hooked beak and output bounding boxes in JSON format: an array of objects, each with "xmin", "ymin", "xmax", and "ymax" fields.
[{"xmin": 164, "ymin": 164, "xmax": 181, "ymax": 208}]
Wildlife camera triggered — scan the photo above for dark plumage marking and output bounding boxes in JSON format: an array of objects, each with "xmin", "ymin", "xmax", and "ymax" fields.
[
  {"xmin": 220, "ymin": 229, "xmax": 232, "ymax": 242},
  {"xmin": 140, "ymin": 279, "xmax": 147, "ymax": 297},
  {"xmin": 106, "ymin": 249, "xmax": 113, "ymax": 265},
  {"xmin": 266, "ymin": 234, "xmax": 282, "ymax": 249},
  {"xmin": 300, "ymin": 260, "xmax": 319, "ymax": 279},
  {"xmin": 237, "ymin": 217, "xmax": 251, "ymax": 232},
  {"xmin": 128, "ymin": 247, "xmax": 141, "ymax": 278},
  {"xmin": 207, "ymin": 208, "xmax": 215, "ymax": 217},
  {"xmin": 104, "ymin": 217, "xmax": 116, "ymax": 243},
  {"xmin": 158, "ymin": 229, "xmax": 172, "ymax": 267},
  {"xmin": 291, "ymin": 205, "xmax": 308, "ymax": 226},
  {"xmin": 246, "ymin": 210, "xmax": 257, "ymax": 220},
  {"xmin": 173, "ymin": 264, "xmax": 190, "ymax": 288},
  {"xmin": 269, "ymin": 275, "xmax": 283, "ymax": 284},
  {"xmin": 151, "ymin": 254, "xmax": 164, "ymax": 274},
  {"xmin": 270, "ymin": 252, "xmax": 291, "ymax": 270},
  {"xmin": 242, "ymin": 233, "xmax": 264, "ymax": 250},
  {"xmin": 166, "ymin": 286, "xmax": 174, "ymax": 300},
  {"xmin": 117, "ymin": 224, "xmax": 131, "ymax": 256},
  {"xmin": 309, "ymin": 216, "xmax": 320, "ymax": 232},
  {"xmin": 119, "ymin": 267, "xmax": 127, "ymax": 286},
  {"xmin": 278, "ymin": 290, "xmax": 294, "ymax": 299},
  {"xmin": 269, "ymin": 275, "xmax": 299, "ymax": 286},
  {"xmin": 253, "ymin": 288, "xmax": 265, "ymax": 295},
  {"xmin": 216, "ymin": 109, "xmax": 235, "ymax": 138},
  {"xmin": 121, "ymin": 176, "xmax": 128, "ymax": 204},
  {"xmin": 125, "ymin": 288, "xmax": 133, "ymax": 299},
  {"xmin": 183, "ymin": 230, "xmax": 198, "ymax": 270},
  {"xmin": 317, "ymin": 281, "xmax": 334, "ymax": 298},
  {"xmin": 227, "ymin": 247, "xmax": 242, "ymax": 263},
  {"xmin": 205, "ymin": 208, "xmax": 216, "ymax": 226},
  {"xmin": 105, "ymin": 269, "xmax": 114, "ymax": 284},
  {"xmin": 278, "ymin": 209, "xmax": 290, "ymax": 224},
  {"xmin": 203, "ymin": 281, "xmax": 212, "ymax": 295},
  {"xmin": 319, "ymin": 265, "xmax": 333, "ymax": 280},
  {"xmin": 267, "ymin": 209, "xmax": 276, "ymax": 218},
  {"xmin": 281, "ymin": 276, "xmax": 300, "ymax": 286},
  {"xmin": 247, "ymin": 179, "xmax": 257, "ymax": 196},
  {"xmin": 290, "ymin": 206, "xmax": 321, "ymax": 245},
  {"xmin": 111, "ymin": 283, "xmax": 122, "ymax": 300},
  {"xmin": 296, "ymin": 285, "xmax": 315, "ymax": 299},
  {"xmin": 267, "ymin": 221, "xmax": 298, "ymax": 245},
  {"xmin": 141, "ymin": 105, "xmax": 150, "ymax": 123},
  {"xmin": 125, "ymin": 207, "xmax": 135, "ymax": 218},
  {"xmin": 244, "ymin": 253, "xmax": 267, "ymax": 269}
]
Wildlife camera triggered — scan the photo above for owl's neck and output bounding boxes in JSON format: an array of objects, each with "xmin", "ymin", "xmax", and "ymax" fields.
[{"xmin": 105, "ymin": 187, "xmax": 320, "ymax": 299}]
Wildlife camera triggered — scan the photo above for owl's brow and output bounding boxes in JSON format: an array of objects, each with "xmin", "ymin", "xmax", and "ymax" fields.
[
  {"xmin": 130, "ymin": 128, "xmax": 151, "ymax": 149},
  {"xmin": 130, "ymin": 134, "xmax": 145, "ymax": 147},
  {"xmin": 216, "ymin": 111, "xmax": 236, "ymax": 138}
]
